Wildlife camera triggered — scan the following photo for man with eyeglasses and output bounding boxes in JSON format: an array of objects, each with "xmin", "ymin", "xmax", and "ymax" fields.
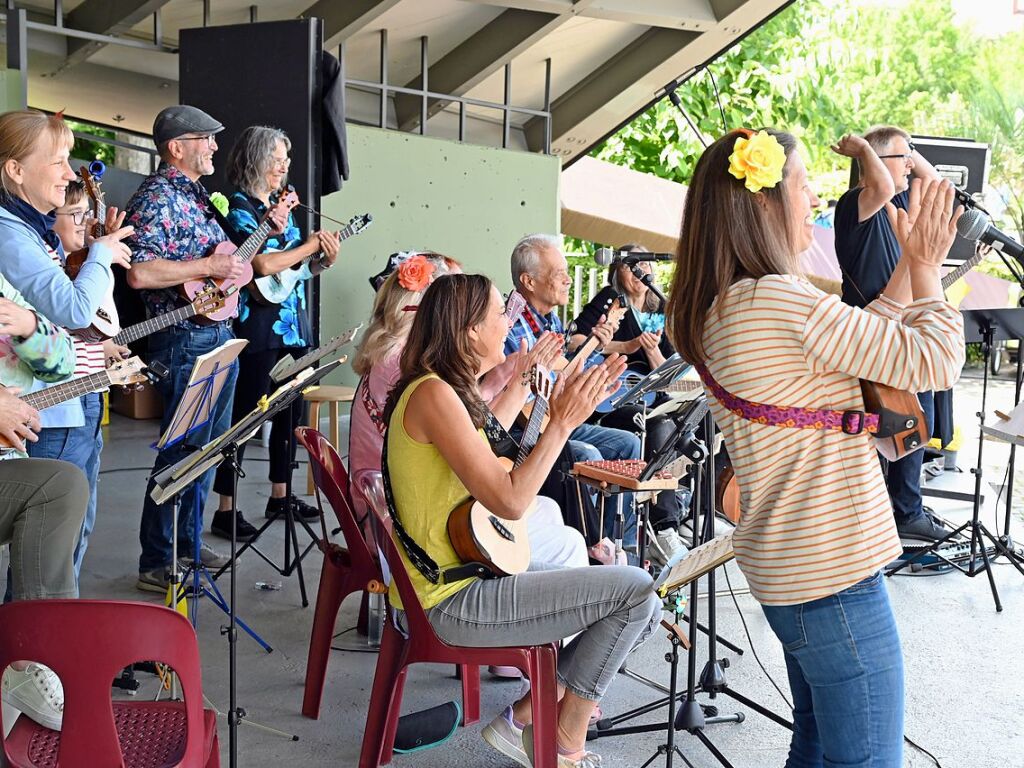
[
  {"xmin": 832, "ymin": 126, "xmax": 949, "ymax": 544},
  {"xmin": 124, "ymin": 105, "xmax": 286, "ymax": 593}
]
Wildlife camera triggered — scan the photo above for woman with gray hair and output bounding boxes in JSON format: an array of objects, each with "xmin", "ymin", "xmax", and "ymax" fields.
[{"xmin": 210, "ymin": 125, "xmax": 341, "ymax": 540}]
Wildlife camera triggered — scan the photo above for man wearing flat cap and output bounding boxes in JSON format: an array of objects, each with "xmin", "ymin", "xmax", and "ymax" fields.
[{"xmin": 125, "ymin": 105, "xmax": 284, "ymax": 592}]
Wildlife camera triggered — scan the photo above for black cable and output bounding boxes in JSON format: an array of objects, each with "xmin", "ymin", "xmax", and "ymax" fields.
[
  {"xmin": 703, "ymin": 66, "xmax": 728, "ymax": 133},
  {"xmin": 724, "ymin": 565, "xmax": 943, "ymax": 767}
]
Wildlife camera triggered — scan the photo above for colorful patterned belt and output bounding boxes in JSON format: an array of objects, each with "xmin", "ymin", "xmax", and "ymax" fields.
[{"xmin": 694, "ymin": 362, "xmax": 880, "ymax": 436}]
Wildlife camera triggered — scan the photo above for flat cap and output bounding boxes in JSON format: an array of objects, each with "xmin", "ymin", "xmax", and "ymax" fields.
[{"xmin": 152, "ymin": 105, "xmax": 224, "ymax": 145}]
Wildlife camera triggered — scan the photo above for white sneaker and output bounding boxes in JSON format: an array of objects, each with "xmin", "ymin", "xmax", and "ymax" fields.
[
  {"xmin": 648, "ymin": 527, "xmax": 689, "ymax": 568},
  {"xmin": 1, "ymin": 663, "xmax": 64, "ymax": 731}
]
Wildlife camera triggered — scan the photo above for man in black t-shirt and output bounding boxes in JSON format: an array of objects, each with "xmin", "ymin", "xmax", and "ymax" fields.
[{"xmin": 833, "ymin": 127, "xmax": 948, "ymax": 542}]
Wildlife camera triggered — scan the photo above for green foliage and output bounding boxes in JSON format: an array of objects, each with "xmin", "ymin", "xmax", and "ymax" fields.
[
  {"xmin": 67, "ymin": 119, "xmax": 116, "ymax": 166},
  {"xmin": 592, "ymin": 0, "xmax": 1024, "ymax": 234}
]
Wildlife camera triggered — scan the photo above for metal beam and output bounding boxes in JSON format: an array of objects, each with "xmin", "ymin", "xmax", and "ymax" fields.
[
  {"xmin": 394, "ymin": 4, "xmax": 596, "ymax": 132},
  {"xmin": 299, "ymin": 0, "xmax": 402, "ymax": 44},
  {"xmin": 60, "ymin": 0, "xmax": 171, "ymax": 69},
  {"xmin": 523, "ymin": 26, "xmax": 699, "ymax": 153}
]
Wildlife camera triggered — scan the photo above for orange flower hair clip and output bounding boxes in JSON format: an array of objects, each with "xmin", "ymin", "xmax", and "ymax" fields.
[
  {"xmin": 397, "ymin": 253, "xmax": 436, "ymax": 291},
  {"xmin": 728, "ymin": 129, "xmax": 786, "ymax": 193}
]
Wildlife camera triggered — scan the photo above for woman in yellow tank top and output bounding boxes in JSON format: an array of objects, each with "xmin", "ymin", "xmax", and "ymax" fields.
[{"xmin": 384, "ymin": 273, "xmax": 663, "ymax": 768}]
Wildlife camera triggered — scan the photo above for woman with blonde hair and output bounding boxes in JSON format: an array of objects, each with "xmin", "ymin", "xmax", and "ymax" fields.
[{"xmin": 666, "ymin": 128, "xmax": 964, "ymax": 767}]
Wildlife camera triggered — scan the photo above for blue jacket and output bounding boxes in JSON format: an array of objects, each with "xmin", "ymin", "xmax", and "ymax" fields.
[{"xmin": 0, "ymin": 204, "xmax": 114, "ymax": 428}]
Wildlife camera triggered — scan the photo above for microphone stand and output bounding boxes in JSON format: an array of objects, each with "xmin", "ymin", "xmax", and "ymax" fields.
[{"xmin": 628, "ymin": 263, "xmax": 668, "ymax": 306}]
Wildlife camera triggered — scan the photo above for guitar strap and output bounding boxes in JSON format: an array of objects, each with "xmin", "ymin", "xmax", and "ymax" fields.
[{"xmin": 694, "ymin": 361, "xmax": 884, "ymax": 437}]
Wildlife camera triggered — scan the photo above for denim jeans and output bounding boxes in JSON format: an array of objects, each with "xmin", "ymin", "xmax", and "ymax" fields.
[
  {"xmin": 139, "ymin": 323, "xmax": 237, "ymax": 571},
  {"xmin": 885, "ymin": 391, "xmax": 933, "ymax": 526},
  {"xmin": 569, "ymin": 422, "xmax": 641, "ymax": 548},
  {"xmin": 24, "ymin": 392, "xmax": 103, "ymax": 585},
  {"xmin": 428, "ymin": 562, "xmax": 661, "ymax": 701},
  {"xmin": 760, "ymin": 572, "xmax": 904, "ymax": 768}
]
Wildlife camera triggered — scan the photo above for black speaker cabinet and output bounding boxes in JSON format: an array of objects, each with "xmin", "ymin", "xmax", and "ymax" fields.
[
  {"xmin": 850, "ymin": 135, "xmax": 990, "ymax": 263},
  {"xmin": 179, "ymin": 18, "xmax": 324, "ymax": 336}
]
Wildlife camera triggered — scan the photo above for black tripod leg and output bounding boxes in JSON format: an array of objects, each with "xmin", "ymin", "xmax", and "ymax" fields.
[
  {"xmin": 715, "ymin": 687, "xmax": 792, "ymax": 730},
  {"xmin": 691, "ymin": 728, "xmax": 736, "ymax": 768},
  {"xmin": 975, "ymin": 524, "xmax": 1003, "ymax": 612}
]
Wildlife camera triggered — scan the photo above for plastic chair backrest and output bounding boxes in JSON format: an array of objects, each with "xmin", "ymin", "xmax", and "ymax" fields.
[
  {"xmin": 0, "ymin": 600, "xmax": 205, "ymax": 768},
  {"xmin": 296, "ymin": 426, "xmax": 378, "ymax": 579},
  {"xmin": 358, "ymin": 475, "xmax": 440, "ymax": 642}
]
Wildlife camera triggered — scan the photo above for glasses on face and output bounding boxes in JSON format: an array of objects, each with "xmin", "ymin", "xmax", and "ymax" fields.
[
  {"xmin": 271, "ymin": 156, "xmax": 291, "ymax": 170},
  {"xmin": 878, "ymin": 142, "xmax": 915, "ymax": 161},
  {"xmin": 176, "ymin": 135, "xmax": 217, "ymax": 148},
  {"xmin": 55, "ymin": 210, "xmax": 89, "ymax": 225}
]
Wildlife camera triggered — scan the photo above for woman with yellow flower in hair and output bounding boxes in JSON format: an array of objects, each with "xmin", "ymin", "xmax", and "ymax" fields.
[{"xmin": 666, "ymin": 129, "xmax": 964, "ymax": 767}]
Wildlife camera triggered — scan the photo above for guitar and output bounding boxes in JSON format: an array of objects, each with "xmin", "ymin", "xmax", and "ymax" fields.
[
  {"xmin": 447, "ymin": 365, "xmax": 553, "ymax": 577},
  {"xmin": 62, "ymin": 165, "xmax": 121, "ymax": 341},
  {"xmin": 179, "ymin": 190, "xmax": 300, "ymax": 322},
  {"xmin": 112, "ymin": 287, "xmax": 228, "ymax": 346},
  {"xmin": 249, "ymin": 213, "xmax": 373, "ymax": 305},
  {"xmin": 0, "ymin": 357, "xmax": 149, "ymax": 453}
]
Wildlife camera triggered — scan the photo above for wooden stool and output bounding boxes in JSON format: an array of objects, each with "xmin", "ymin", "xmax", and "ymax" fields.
[{"xmin": 304, "ymin": 385, "xmax": 356, "ymax": 495}]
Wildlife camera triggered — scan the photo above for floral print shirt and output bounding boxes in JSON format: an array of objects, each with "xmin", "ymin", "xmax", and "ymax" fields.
[
  {"xmin": 125, "ymin": 162, "xmax": 228, "ymax": 320},
  {"xmin": 226, "ymin": 191, "xmax": 311, "ymax": 351}
]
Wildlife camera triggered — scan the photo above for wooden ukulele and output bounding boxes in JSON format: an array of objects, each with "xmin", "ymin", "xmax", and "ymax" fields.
[
  {"xmin": 0, "ymin": 357, "xmax": 149, "ymax": 454},
  {"xmin": 112, "ymin": 286, "xmax": 228, "ymax": 345},
  {"xmin": 249, "ymin": 212, "xmax": 373, "ymax": 305},
  {"xmin": 63, "ymin": 165, "xmax": 121, "ymax": 340},
  {"xmin": 447, "ymin": 365, "xmax": 553, "ymax": 577},
  {"xmin": 179, "ymin": 189, "xmax": 299, "ymax": 322}
]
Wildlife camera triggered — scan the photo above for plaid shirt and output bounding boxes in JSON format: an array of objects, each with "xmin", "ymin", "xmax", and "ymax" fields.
[
  {"xmin": 504, "ymin": 301, "xmax": 603, "ymax": 369},
  {"xmin": 125, "ymin": 162, "xmax": 227, "ymax": 320}
]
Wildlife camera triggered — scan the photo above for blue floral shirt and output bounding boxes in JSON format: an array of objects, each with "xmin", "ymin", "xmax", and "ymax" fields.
[
  {"xmin": 226, "ymin": 191, "xmax": 311, "ymax": 351},
  {"xmin": 125, "ymin": 162, "xmax": 227, "ymax": 320}
]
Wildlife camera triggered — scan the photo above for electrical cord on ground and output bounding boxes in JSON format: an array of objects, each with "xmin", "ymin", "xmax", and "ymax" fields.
[
  {"xmin": 330, "ymin": 625, "xmax": 377, "ymax": 654},
  {"xmin": 723, "ymin": 563, "xmax": 943, "ymax": 767}
]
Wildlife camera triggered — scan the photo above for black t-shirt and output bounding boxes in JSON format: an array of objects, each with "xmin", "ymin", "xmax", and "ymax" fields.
[
  {"xmin": 572, "ymin": 285, "xmax": 674, "ymax": 371},
  {"xmin": 834, "ymin": 187, "xmax": 909, "ymax": 309}
]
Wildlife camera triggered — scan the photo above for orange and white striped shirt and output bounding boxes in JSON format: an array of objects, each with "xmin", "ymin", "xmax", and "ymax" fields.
[{"xmin": 702, "ymin": 275, "xmax": 964, "ymax": 605}]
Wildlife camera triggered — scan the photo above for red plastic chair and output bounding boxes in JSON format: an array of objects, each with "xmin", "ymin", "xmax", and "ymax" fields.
[
  {"xmin": 0, "ymin": 600, "xmax": 218, "ymax": 768},
  {"xmin": 358, "ymin": 472, "xmax": 560, "ymax": 768},
  {"xmin": 295, "ymin": 426, "xmax": 385, "ymax": 720}
]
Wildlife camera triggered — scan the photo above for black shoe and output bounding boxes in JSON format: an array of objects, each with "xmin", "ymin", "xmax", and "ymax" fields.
[
  {"xmin": 265, "ymin": 494, "xmax": 320, "ymax": 522},
  {"xmin": 211, "ymin": 509, "xmax": 259, "ymax": 542},
  {"xmin": 896, "ymin": 515, "xmax": 948, "ymax": 542}
]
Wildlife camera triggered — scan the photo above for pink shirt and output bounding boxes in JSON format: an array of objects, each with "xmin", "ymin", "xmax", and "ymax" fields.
[{"xmin": 348, "ymin": 350, "xmax": 401, "ymax": 513}]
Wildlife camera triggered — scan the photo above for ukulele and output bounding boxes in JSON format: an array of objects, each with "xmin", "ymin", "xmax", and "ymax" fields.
[
  {"xmin": 179, "ymin": 190, "xmax": 300, "ymax": 322},
  {"xmin": 112, "ymin": 286, "xmax": 228, "ymax": 346},
  {"xmin": 62, "ymin": 165, "xmax": 121, "ymax": 340},
  {"xmin": 447, "ymin": 365, "xmax": 553, "ymax": 577},
  {"xmin": 249, "ymin": 213, "xmax": 373, "ymax": 305},
  {"xmin": 0, "ymin": 357, "xmax": 149, "ymax": 454}
]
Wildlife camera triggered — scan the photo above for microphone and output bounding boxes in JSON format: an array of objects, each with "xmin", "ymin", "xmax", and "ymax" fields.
[
  {"xmin": 594, "ymin": 248, "xmax": 674, "ymax": 267},
  {"xmin": 956, "ymin": 208, "xmax": 1024, "ymax": 263}
]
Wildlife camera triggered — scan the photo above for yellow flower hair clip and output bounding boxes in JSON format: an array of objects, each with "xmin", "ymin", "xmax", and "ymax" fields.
[{"xmin": 728, "ymin": 130, "xmax": 786, "ymax": 193}]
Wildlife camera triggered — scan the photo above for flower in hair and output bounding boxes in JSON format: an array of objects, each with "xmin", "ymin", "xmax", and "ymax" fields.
[
  {"xmin": 728, "ymin": 130, "xmax": 786, "ymax": 193},
  {"xmin": 397, "ymin": 254, "xmax": 435, "ymax": 291}
]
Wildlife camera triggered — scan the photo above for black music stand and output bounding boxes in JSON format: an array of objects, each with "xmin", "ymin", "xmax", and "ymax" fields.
[
  {"xmin": 210, "ymin": 327, "xmax": 363, "ymax": 606},
  {"xmin": 153, "ymin": 356, "xmax": 345, "ymax": 767},
  {"xmin": 887, "ymin": 308, "xmax": 1024, "ymax": 610}
]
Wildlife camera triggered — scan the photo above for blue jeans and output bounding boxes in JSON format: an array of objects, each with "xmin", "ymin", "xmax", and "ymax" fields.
[
  {"xmin": 139, "ymin": 323, "xmax": 237, "ymax": 571},
  {"xmin": 761, "ymin": 572, "xmax": 904, "ymax": 768},
  {"xmin": 569, "ymin": 423, "xmax": 641, "ymax": 548},
  {"xmin": 25, "ymin": 392, "xmax": 103, "ymax": 584},
  {"xmin": 886, "ymin": 391, "xmax": 933, "ymax": 526}
]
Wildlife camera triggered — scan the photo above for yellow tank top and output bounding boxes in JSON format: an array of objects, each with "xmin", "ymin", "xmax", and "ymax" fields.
[{"xmin": 386, "ymin": 373, "xmax": 484, "ymax": 610}]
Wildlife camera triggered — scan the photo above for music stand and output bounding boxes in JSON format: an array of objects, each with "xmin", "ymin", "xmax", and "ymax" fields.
[
  {"xmin": 211, "ymin": 326, "xmax": 363, "ymax": 606},
  {"xmin": 153, "ymin": 355, "xmax": 346, "ymax": 767},
  {"xmin": 610, "ymin": 353, "xmax": 691, "ymax": 411},
  {"xmin": 887, "ymin": 309, "xmax": 1024, "ymax": 611}
]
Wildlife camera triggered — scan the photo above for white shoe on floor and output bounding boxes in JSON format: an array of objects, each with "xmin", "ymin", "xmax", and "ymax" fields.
[
  {"xmin": 1, "ymin": 663, "xmax": 64, "ymax": 731},
  {"xmin": 648, "ymin": 527, "xmax": 689, "ymax": 568}
]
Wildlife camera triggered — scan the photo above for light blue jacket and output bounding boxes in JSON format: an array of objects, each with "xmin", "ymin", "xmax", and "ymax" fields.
[{"xmin": 0, "ymin": 204, "xmax": 114, "ymax": 428}]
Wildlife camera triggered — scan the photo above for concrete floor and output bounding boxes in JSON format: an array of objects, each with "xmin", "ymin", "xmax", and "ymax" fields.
[{"xmin": 5, "ymin": 371, "xmax": 1024, "ymax": 767}]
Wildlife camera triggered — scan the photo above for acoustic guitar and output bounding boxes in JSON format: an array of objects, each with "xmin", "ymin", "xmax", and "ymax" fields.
[
  {"xmin": 62, "ymin": 165, "xmax": 121, "ymax": 341},
  {"xmin": 179, "ymin": 190, "xmax": 299, "ymax": 322},
  {"xmin": 112, "ymin": 286, "xmax": 227, "ymax": 346},
  {"xmin": 0, "ymin": 357, "xmax": 149, "ymax": 455},
  {"xmin": 249, "ymin": 212, "xmax": 373, "ymax": 305},
  {"xmin": 447, "ymin": 365, "xmax": 553, "ymax": 577}
]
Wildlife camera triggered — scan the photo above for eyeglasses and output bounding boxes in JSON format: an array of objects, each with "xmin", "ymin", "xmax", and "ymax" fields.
[
  {"xmin": 271, "ymin": 156, "xmax": 291, "ymax": 169},
  {"xmin": 878, "ymin": 142, "xmax": 916, "ymax": 161},
  {"xmin": 175, "ymin": 135, "xmax": 217, "ymax": 147},
  {"xmin": 55, "ymin": 210, "xmax": 89, "ymax": 225}
]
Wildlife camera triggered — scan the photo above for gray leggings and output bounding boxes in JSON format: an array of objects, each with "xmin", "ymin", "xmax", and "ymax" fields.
[
  {"xmin": 0, "ymin": 458, "xmax": 87, "ymax": 600},
  {"xmin": 428, "ymin": 563, "xmax": 662, "ymax": 701}
]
